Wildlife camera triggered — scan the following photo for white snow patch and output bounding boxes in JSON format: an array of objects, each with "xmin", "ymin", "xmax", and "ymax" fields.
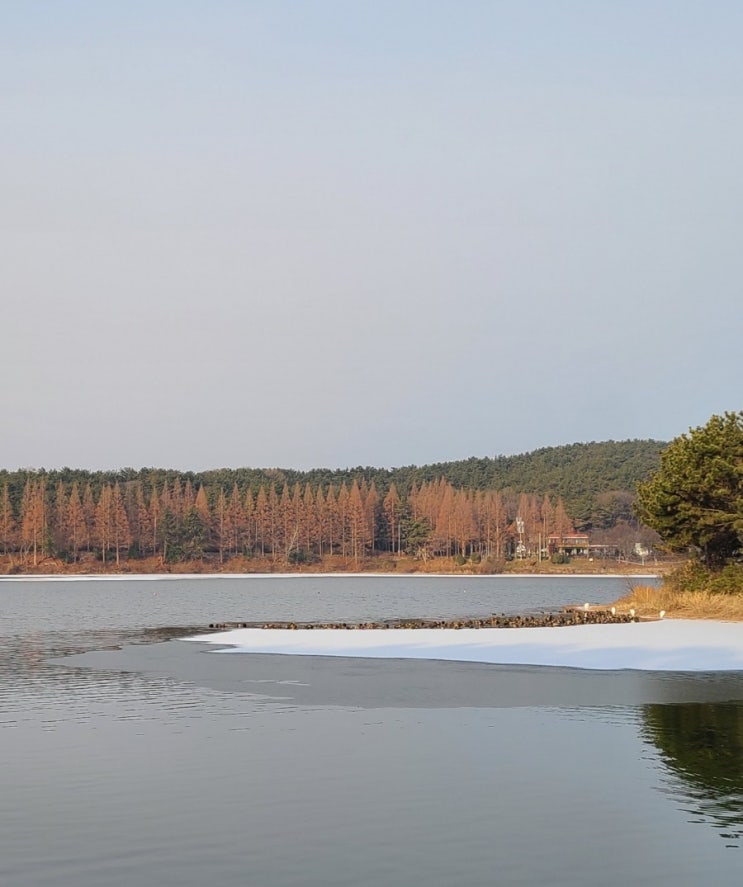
[{"xmin": 186, "ymin": 620, "xmax": 743, "ymax": 672}]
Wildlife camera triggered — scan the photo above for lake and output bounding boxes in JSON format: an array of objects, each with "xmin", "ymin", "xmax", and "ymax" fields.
[{"xmin": 2, "ymin": 574, "xmax": 742, "ymax": 886}]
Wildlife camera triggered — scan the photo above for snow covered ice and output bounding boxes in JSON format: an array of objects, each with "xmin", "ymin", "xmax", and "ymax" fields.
[{"xmin": 188, "ymin": 619, "xmax": 743, "ymax": 672}]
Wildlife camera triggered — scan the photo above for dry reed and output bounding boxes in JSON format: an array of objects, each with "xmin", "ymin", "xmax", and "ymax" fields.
[{"xmin": 613, "ymin": 584, "xmax": 743, "ymax": 621}]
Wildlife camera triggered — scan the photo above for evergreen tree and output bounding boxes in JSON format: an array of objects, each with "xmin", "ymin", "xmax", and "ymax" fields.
[{"xmin": 637, "ymin": 412, "xmax": 743, "ymax": 567}]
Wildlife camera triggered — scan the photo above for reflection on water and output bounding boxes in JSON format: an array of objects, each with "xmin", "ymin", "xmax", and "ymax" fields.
[{"xmin": 644, "ymin": 702, "xmax": 743, "ymax": 848}]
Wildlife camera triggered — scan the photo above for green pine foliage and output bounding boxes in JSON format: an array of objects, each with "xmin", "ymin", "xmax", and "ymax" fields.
[{"xmin": 637, "ymin": 412, "xmax": 743, "ymax": 567}]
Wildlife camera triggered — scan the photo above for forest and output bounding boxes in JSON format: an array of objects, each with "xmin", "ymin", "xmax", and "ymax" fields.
[{"xmin": 0, "ymin": 439, "xmax": 665, "ymax": 569}]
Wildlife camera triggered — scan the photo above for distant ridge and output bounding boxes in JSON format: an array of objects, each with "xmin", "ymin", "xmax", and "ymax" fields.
[
  {"xmin": 260, "ymin": 439, "xmax": 666, "ymax": 527},
  {"xmin": 2, "ymin": 439, "xmax": 666, "ymax": 533}
]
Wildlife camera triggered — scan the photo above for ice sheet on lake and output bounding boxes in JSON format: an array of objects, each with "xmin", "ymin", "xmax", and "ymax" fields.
[{"xmin": 188, "ymin": 620, "xmax": 743, "ymax": 671}]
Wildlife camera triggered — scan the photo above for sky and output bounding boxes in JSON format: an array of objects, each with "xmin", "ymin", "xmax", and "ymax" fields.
[{"xmin": 2, "ymin": 1, "xmax": 741, "ymax": 472}]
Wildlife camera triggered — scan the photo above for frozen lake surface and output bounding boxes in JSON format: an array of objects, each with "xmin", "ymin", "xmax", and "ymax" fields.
[{"xmin": 2, "ymin": 574, "xmax": 742, "ymax": 887}]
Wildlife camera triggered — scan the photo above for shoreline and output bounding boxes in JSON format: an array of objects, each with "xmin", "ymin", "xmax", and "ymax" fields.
[
  {"xmin": 0, "ymin": 570, "xmax": 661, "ymax": 581},
  {"xmin": 0, "ymin": 552, "xmax": 673, "ymax": 579}
]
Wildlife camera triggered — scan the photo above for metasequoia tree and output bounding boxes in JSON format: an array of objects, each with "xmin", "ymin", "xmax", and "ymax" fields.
[
  {"xmin": 553, "ymin": 498, "xmax": 574, "ymax": 537},
  {"xmin": 0, "ymin": 464, "xmax": 622, "ymax": 567},
  {"xmin": 111, "ymin": 483, "xmax": 131, "ymax": 565},
  {"xmin": 348, "ymin": 480, "xmax": 367, "ymax": 564},
  {"xmin": 133, "ymin": 484, "xmax": 153, "ymax": 557},
  {"xmin": 95, "ymin": 484, "xmax": 113, "ymax": 563},
  {"xmin": 453, "ymin": 489, "xmax": 476, "ymax": 556},
  {"xmin": 52, "ymin": 481, "xmax": 68, "ymax": 555},
  {"xmin": 433, "ymin": 482, "xmax": 455, "ymax": 556},
  {"xmin": 67, "ymin": 482, "xmax": 86, "ymax": 561},
  {"xmin": 1, "ymin": 482, "xmax": 17, "ymax": 555},
  {"xmin": 324, "ymin": 485, "xmax": 337, "ymax": 555},
  {"xmin": 82, "ymin": 483, "xmax": 96, "ymax": 552},
  {"xmin": 21, "ymin": 477, "xmax": 47, "ymax": 566},
  {"xmin": 253, "ymin": 486, "xmax": 269, "ymax": 556},
  {"xmin": 364, "ymin": 481, "xmax": 380, "ymax": 553},
  {"xmin": 383, "ymin": 483, "xmax": 401, "ymax": 554}
]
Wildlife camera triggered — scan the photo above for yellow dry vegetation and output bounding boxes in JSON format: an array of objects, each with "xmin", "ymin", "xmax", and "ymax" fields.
[{"xmin": 614, "ymin": 584, "xmax": 743, "ymax": 621}]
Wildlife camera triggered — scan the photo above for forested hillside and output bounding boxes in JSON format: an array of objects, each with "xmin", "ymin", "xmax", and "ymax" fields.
[{"xmin": 0, "ymin": 439, "xmax": 665, "ymax": 568}]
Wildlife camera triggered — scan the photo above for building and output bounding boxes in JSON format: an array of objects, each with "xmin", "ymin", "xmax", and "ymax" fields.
[{"xmin": 547, "ymin": 533, "xmax": 590, "ymax": 557}]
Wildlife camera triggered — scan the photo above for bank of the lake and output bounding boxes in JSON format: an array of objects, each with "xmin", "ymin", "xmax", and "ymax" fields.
[{"xmin": 0, "ymin": 551, "xmax": 672, "ymax": 578}]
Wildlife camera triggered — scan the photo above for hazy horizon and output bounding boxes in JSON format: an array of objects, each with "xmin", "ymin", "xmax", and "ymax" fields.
[{"xmin": 3, "ymin": 2, "xmax": 740, "ymax": 472}]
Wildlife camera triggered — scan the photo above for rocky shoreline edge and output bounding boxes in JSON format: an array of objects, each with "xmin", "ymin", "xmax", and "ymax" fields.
[{"xmin": 207, "ymin": 607, "xmax": 646, "ymax": 632}]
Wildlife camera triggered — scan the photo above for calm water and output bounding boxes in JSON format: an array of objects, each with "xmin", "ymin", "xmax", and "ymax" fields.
[{"xmin": 2, "ymin": 574, "xmax": 743, "ymax": 887}]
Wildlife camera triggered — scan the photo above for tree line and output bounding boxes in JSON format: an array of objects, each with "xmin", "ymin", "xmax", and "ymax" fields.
[{"xmin": 1, "ymin": 473, "xmax": 590, "ymax": 567}]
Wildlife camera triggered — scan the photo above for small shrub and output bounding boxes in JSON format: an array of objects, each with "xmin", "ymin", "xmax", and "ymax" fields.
[
  {"xmin": 288, "ymin": 549, "xmax": 319, "ymax": 565},
  {"xmin": 666, "ymin": 559, "xmax": 709, "ymax": 593},
  {"xmin": 667, "ymin": 560, "xmax": 743, "ymax": 595},
  {"xmin": 479, "ymin": 557, "xmax": 505, "ymax": 574},
  {"xmin": 708, "ymin": 564, "xmax": 743, "ymax": 595}
]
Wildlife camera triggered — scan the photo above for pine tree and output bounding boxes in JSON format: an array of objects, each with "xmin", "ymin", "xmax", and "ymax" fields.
[{"xmin": 637, "ymin": 412, "xmax": 743, "ymax": 567}]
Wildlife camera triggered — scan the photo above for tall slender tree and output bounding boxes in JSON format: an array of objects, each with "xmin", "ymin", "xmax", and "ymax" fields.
[
  {"xmin": 95, "ymin": 484, "xmax": 113, "ymax": 563},
  {"xmin": 67, "ymin": 482, "xmax": 86, "ymax": 562},
  {"xmin": 111, "ymin": 483, "xmax": 131, "ymax": 565},
  {"xmin": 1, "ymin": 482, "xmax": 17, "ymax": 556},
  {"xmin": 383, "ymin": 483, "xmax": 401, "ymax": 554}
]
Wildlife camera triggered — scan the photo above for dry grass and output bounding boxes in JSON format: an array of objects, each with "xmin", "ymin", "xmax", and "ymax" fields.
[{"xmin": 613, "ymin": 584, "xmax": 743, "ymax": 621}]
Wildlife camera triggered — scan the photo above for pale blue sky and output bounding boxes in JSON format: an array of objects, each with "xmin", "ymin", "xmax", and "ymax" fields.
[{"xmin": 2, "ymin": 2, "xmax": 741, "ymax": 470}]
